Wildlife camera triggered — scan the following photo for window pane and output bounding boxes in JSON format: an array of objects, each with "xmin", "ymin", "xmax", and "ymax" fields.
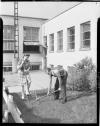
[
  {"xmin": 68, "ymin": 43, "xmax": 75, "ymax": 49},
  {"xmin": 70, "ymin": 35, "xmax": 75, "ymax": 42},
  {"xmin": 51, "ymin": 45, "xmax": 54, "ymax": 51},
  {"xmin": 23, "ymin": 45, "xmax": 40, "ymax": 53},
  {"xmin": 43, "ymin": 36, "xmax": 47, "ymax": 46},
  {"xmin": 70, "ymin": 28, "xmax": 75, "ymax": 34},
  {"xmin": 81, "ymin": 22, "xmax": 90, "ymax": 32},
  {"xmin": 83, "ymin": 32, "xmax": 90, "ymax": 40},
  {"xmin": 24, "ymin": 27, "xmax": 31, "ymax": 40},
  {"xmin": 24, "ymin": 27, "xmax": 39, "ymax": 41},
  {"xmin": 32, "ymin": 28, "xmax": 39, "ymax": 41},
  {"xmin": 67, "ymin": 27, "xmax": 75, "ymax": 50},
  {"xmin": 3, "ymin": 26, "xmax": 14, "ymax": 40},
  {"xmin": 49, "ymin": 34, "xmax": 54, "ymax": 51},
  {"xmin": 80, "ymin": 21, "xmax": 91, "ymax": 49},
  {"xmin": 57, "ymin": 30, "xmax": 63, "ymax": 38},
  {"xmin": 83, "ymin": 40, "xmax": 90, "ymax": 48},
  {"xmin": 57, "ymin": 30, "xmax": 63, "ymax": 51},
  {"xmin": 3, "ymin": 40, "xmax": 14, "ymax": 51}
]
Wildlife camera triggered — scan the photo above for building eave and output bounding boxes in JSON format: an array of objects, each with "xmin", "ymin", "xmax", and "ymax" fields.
[
  {"xmin": 45, "ymin": 2, "xmax": 83, "ymax": 23},
  {"xmin": 0, "ymin": 14, "xmax": 48, "ymax": 21}
]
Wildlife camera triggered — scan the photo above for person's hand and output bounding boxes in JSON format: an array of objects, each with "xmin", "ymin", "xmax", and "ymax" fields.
[
  {"xmin": 58, "ymin": 88, "xmax": 61, "ymax": 91},
  {"xmin": 23, "ymin": 56, "xmax": 27, "ymax": 61},
  {"xmin": 47, "ymin": 92, "xmax": 50, "ymax": 96}
]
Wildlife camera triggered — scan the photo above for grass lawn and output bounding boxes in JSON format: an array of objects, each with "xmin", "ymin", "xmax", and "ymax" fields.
[
  {"xmin": 3, "ymin": 71, "xmax": 97, "ymax": 123},
  {"xmin": 4, "ymin": 90, "xmax": 96, "ymax": 123}
]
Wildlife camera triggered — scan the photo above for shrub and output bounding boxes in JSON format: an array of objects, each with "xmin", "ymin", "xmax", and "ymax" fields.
[
  {"xmin": 74, "ymin": 57, "xmax": 96, "ymax": 74},
  {"xmin": 67, "ymin": 57, "xmax": 96, "ymax": 91},
  {"xmin": 88, "ymin": 70, "xmax": 97, "ymax": 91}
]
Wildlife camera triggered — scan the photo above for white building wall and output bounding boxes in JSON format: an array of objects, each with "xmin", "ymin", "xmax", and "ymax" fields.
[
  {"xmin": 42, "ymin": 2, "xmax": 100, "ymax": 70},
  {"xmin": 2, "ymin": 16, "xmax": 15, "ymax": 64},
  {"xmin": 2, "ymin": 16, "xmax": 47, "ymax": 69}
]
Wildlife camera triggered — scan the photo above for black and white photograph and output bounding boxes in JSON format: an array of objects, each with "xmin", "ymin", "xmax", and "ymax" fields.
[{"xmin": 1, "ymin": 1, "xmax": 99, "ymax": 123}]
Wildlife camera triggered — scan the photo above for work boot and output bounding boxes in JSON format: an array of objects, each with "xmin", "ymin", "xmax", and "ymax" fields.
[{"xmin": 59, "ymin": 97, "xmax": 67, "ymax": 104}]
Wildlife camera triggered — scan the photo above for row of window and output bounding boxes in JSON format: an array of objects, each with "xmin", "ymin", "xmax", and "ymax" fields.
[
  {"xmin": 3, "ymin": 26, "xmax": 39, "ymax": 41},
  {"xmin": 44, "ymin": 21, "xmax": 90, "ymax": 52},
  {"xmin": 3, "ymin": 21, "xmax": 90, "ymax": 53},
  {"xmin": 3, "ymin": 26, "xmax": 40, "ymax": 53}
]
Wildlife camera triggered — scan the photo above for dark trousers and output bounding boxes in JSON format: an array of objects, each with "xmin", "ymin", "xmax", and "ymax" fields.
[
  {"xmin": 54, "ymin": 78, "xmax": 60, "ymax": 100},
  {"xmin": 54, "ymin": 72, "xmax": 68, "ymax": 103},
  {"xmin": 60, "ymin": 76, "xmax": 67, "ymax": 103}
]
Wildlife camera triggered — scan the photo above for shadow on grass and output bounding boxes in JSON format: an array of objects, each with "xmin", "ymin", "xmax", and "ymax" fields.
[
  {"xmin": 10, "ymin": 93, "xmax": 60, "ymax": 123},
  {"xmin": 25, "ymin": 89, "xmax": 96, "ymax": 104},
  {"xmin": 67, "ymin": 90, "xmax": 96, "ymax": 103}
]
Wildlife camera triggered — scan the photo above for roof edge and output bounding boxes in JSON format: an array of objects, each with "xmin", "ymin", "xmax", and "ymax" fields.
[
  {"xmin": 0, "ymin": 14, "xmax": 48, "ymax": 20},
  {"xmin": 46, "ymin": 2, "xmax": 82, "ymax": 23}
]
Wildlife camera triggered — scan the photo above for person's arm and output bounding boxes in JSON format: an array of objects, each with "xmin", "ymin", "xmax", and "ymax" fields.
[
  {"xmin": 17, "ymin": 60, "xmax": 24, "ymax": 70},
  {"xmin": 47, "ymin": 74, "xmax": 52, "ymax": 95},
  {"xmin": 58, "ymin": 76, "xmax": 62, "ymax": 91},
  {"xmin": 24, "ymin": 61, "xmax": 31, "ymax": 72}
]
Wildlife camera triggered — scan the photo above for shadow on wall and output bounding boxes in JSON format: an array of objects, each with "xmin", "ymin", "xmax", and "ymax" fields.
[{"xmin": 10, "ymin": 93, "xmax": 60, "ymax": 123}]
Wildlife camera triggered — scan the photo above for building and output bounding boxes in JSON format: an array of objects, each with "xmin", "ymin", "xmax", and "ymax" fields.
[
  {"xmin": 42, "ymin": 2, "xmax": 100, "ymax": 70},
  {"xmin": 1, "ymin": 15, "xmax": 47, "ymax": 71}
]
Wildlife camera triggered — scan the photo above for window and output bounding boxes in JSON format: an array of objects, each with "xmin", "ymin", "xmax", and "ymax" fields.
[
  {"xmin": 49, "ymin": 33, "xmax": 54, "ymax": 52},
  {"xmin": 80, "ymin": 21, "xmax": 91, "ymax": 49},
  {"xmin": 3, "ymin": 25, "xmax": 15, "ymax": 52},
  {"xmin": 23, "ymin": 26, "xmax": 40, "ymax": 53},
  {"xmin": 43, "ymin": 36, "xmax": 47, "ymax": 55},
  {"xmin": 67, "ymin": 26, "xmax": 75, "ymax": 51},
  {"xmin": 23, "ymin": 45, "xmax": 40, "ymax": 53},
  {"xmin": 43, "ymin": 36, "xmax": 47, "ymax": 47},
  {"xmin": 23, "ymin": 26, "xmax": 39, "ymax": 42},
  {"xmin": 30, "ymin": 65, "xmax": 40, "ymax": 71},
  {"xmin": 3, "ymin": 62, "xmax": 12, "ymax": 72},
  {"xmin": 57, "ymin": 30, "xmax": 63, "ymax": 51}
]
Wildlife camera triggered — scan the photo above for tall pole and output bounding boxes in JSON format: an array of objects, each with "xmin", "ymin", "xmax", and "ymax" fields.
[
  {"xmin": 14, "ymin": 1, "xmax": 19, "ymax": 59},
  {"xmin": 12, "ymin": 1, "xmax": 19, "ymax": 73}
]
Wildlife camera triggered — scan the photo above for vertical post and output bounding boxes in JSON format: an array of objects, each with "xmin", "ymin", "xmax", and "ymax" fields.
[
  {"xmin": 13, "ymin": 1, "xmax": 19, "ymax": 73},
  {"xmin": 3, "ymin": 88, "xmax": 24, "ymax": 123}
]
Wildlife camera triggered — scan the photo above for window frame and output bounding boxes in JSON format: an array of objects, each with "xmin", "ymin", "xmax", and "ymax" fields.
[
  {"xmin": 67, "ymin": 26, "xmax": 75, "ymax": 51},
  {"xmin": 23, "ymin": 44, "xmax": 40, "ymax": 53},
  {"xmin": 57, "ymin": 30, "xmax": 63, "ymax": 52},
  {"xmin": 23, "ymin": 26, "xmax": 40, "ymax": 53},
  {"xmin": 3, "ymin": 25, "xmax": 15, "ymax": 52},
  {"xmin": 43, "ymin": 36, "xmax": 47, "ymax": 47},
  {"xmin": 80, "ymin": 21, "xmax": 91, "ymax": 50},
  {"xmin": 49, "ymin": 33, "xmax": 54, "ymax": 52},
  {"xmin": 23, "ymin": 26, "xmax": 39, "ymax": 42}
]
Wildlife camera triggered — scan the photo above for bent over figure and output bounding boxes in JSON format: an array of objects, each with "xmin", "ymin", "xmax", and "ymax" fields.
[
  {"xmin": 47, "ymin": 65, "xmax": 68, "ymax": 104},
  {"xmin": 17, "ymin": 54, "xmax": 31, "ymax": 100}
]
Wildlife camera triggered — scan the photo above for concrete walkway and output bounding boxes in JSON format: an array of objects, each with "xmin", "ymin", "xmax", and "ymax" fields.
[{"xmin": 3, "ymin": 71, "xmax": 56, "ymax": 93}]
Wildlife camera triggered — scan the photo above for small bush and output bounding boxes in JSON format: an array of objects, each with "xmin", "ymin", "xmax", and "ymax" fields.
[
  {"xmin": 88, "ymin": 70, "xmax": 97, "ymax": 91},
  {"xmin": 74, "ymin": 57, "xmax": 96, "ymax": 74},
  {"xmin": 67, "ymin": 57, "xmax": 96, "ymax": 91}
]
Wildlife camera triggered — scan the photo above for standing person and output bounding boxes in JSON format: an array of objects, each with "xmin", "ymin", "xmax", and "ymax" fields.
[{"xmin": 17, "ymin": 54, "xmax": 31, "ymax": 100}]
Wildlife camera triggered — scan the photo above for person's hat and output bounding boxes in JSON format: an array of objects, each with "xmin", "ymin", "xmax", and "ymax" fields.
[
  {"xmin": 57, "ymin": 65, "xmax": 63, "ymax": 68},
  {"xmin": 48, "ymin": 64, "xmax": 54, "ymax": 69}
]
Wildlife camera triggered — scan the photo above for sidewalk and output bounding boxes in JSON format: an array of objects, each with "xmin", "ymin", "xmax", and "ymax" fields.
[{"xmin": 3, "ymin": 71, "xmax": 56, "ymax": 93}]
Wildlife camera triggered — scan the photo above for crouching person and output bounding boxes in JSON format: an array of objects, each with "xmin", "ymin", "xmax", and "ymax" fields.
[
  {"xmin": 17, "ymin": 54, "xmax": 31, "ymax": 100},
  {"xmin": 47, "ymin": 65, "xmax": 68, "ymax": 104},
  {"xmin": 58, "ymin": 69, "xmax": 68, "ymax": 104}
]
